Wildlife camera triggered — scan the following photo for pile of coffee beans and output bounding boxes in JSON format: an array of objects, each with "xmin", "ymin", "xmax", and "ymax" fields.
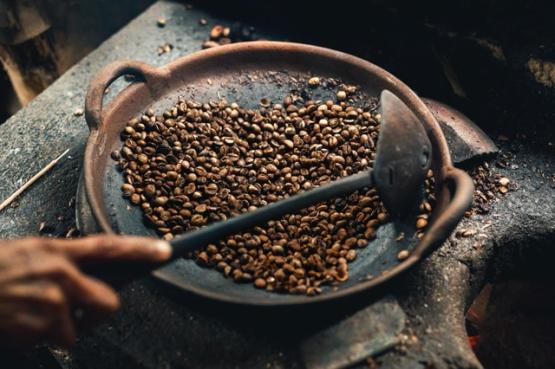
[
  {"xmin": 465, "ymin": 163, "xmax": 514, "ymax": 217},
  {"xmin": 114, "ymin": 84, "xmax": 433, "ymax": 294}
]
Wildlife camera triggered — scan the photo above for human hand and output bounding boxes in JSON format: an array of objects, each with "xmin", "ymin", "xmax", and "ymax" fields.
[{"xmin": 0, "ymin": 235, "xmax": 170, "ymax": 348}]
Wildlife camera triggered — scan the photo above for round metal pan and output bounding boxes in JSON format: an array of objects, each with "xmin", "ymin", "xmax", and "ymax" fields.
[{"xmin": 83, "ymin": 41, "xmax": 473, "ymax": 306}]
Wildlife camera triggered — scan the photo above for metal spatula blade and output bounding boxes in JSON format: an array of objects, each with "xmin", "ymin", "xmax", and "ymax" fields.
[{"xmin": 373, "ymin": 90, "xmax": 432, "ymax": 219}]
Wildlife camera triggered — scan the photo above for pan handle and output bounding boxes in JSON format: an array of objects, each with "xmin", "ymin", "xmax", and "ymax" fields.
[
  {"xmin": 413, "ymin": 167, "xmax": 474, "ymax": 257},
  {"xmin": 85, "ymin": 60, "xmax": 168, "ymax": 131}
]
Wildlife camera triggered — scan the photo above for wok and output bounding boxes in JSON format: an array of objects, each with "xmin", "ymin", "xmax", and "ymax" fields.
[{"xmin": 82, "ymin": 41, "xmax": 473, "ymax": 306}]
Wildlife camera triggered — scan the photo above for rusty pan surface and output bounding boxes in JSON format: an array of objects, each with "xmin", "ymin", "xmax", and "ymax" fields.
[{"xmin": 83, "ymin": 41, "xmax": 473, "ymax": 306}]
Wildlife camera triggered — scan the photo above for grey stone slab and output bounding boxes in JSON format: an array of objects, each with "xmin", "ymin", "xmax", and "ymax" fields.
[{"xmin": 301, "ymin": 295, "xmax": 405, "ymax": 369}]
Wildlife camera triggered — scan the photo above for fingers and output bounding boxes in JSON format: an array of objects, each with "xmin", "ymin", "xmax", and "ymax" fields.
[
  {"xmin": 0, "ymin": 311, "xmax": 51, "ymax": 348},
  {"xmin": 0, "ymin": 281, "xmax": 76, "ymax": 347},
  {"xmin": 26, "ymin": 281, "xmax": 77, "ymax": 347},
  {"xmin": 48, "ymin": 291, "xmax": 77, "ymax": 347},
  {"xmin": 1, "ymin": 254, "xmax": 119, "ymax": 346},
  {"xmin": 26, "ymin": 254, "xmax": 120, "ymax": 318},
  {"xmin": 40, "ymin": 235, "xmax": 171, "ymax": 264}
]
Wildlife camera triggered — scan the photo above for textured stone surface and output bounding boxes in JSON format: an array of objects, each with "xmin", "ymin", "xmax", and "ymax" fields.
[
  {"xmin": 0, "ymin": 1, "xmax": 553, "ymax": 369},
  {"xmin": 301, "ymin": 295, "xmax": 405, "ymax": 369}
]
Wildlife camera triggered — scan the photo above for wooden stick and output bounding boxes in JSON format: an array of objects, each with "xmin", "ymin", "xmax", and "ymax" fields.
[{"xmin": 0, "ymin": 149, "xmax": 70, "ymax": 212}]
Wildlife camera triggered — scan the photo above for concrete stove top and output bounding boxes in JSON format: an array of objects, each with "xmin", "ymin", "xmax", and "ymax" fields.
[{"xmin": 0, "ymin": 2, "xmax": 553, "ymax": 369}]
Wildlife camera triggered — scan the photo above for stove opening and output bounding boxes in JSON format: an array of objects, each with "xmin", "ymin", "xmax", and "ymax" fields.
[{"xmin": 465, "ymin": 278, "xmax": 555, "ymax": 369}]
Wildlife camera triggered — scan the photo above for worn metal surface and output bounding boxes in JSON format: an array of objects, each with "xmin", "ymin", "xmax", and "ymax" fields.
[
  {"xmin": 422, "ymin": 98, "xmax": 499, "ymax": 164},
  {"xmin": 0, "ymin": 1, "xmax": 553, "ymax": 369}
]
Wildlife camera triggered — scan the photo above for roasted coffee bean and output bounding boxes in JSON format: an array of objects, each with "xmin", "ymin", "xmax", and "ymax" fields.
[
  {"xmin": 308, "ymin": 77, "xmax": 321, "ymax": 86},
  {"xmin": 155, "ymin": 196, "xmax": 168, "ymax": 206},
  {"xmin": 254, "ymin": 278, "xmax": 266, "ymax": 288},
  {"xmin": 205, "ymin": 183, "xmax": 218, "ymax": 195},
  {"xmin": 416, "ymin": 218, "xmax": 428, "ymax": 229},
  {"xmin": 397, "ymin": 250, "xmax": 409, "ymax": 261},
  {"xmin": 130, "ymin": 193, "xmax": 141, "ymax": 205},
  {"xmin": 210, "ymin": 25, "xmax": 224, "ymax": 39},
  {"xmin": 117, "ymin": 79, "xmax": 435, "ymax": 295},
  {"xmin": 121, "ymin": 183, "xmax": 135, "ymax": 197}
]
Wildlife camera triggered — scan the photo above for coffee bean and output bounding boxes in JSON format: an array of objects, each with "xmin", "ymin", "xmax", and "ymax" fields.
[
  {"xmin": 254, "ymin": 278, "xmax": 267, "ymax": 288},
  {"xmin": 308, "ymin": 77, "xmax": 321, "ymax": 86},
  {"xmin": 416, "ymin": 218, "xmax": 428, "ymax": 229},
  {"xmin": 397, "ymin": 250, "xmax": 409, "ymax": 261},
  {"xmin": 205, "ymin": 183, "xmax": 218, "ymax": 195},
  {"xmin": 283, "ymin": 139, "xmax": 294, "ymax": 149},
  {"xmin": 130, "ymin": 193, "xmax": 141, "ymax": 205},
  {"xmin": 195, "ymin": 204, "xmax": 207, "ymax": 213},
  {"xmin": 498, "ymin": 177, "xmax": 510, "ymax": 186},
  {"xmin": 121, "ymin": 183, "xmax": 135, "ymax": 197},
  {"xmin": 210, "ymin": 25, "xmax": 223, "ymax": 39},
  {"xmin": 191, "ymin": 214, "xmax": 205, "ymax": 226},
  {"xmin": 155, "ymin": 196, "xmax": 168, "ymax": 206},
  {"xmin": 346, "ymin": 249, "xmax": 357, "ymax": 261},
  {"xmin": 272, "ymin": 245, "xmax": 284, "ymax": 254}
]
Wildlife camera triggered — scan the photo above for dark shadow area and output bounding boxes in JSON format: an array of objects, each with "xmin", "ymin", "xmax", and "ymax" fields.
[
  {"xmin": 192, "ymin": 0, "xmax": 555, "ymax": 144},
  {"xmin": 0, "ymin": 67, "xmax": 19, "ymax": 122},
  {"xmin": 466, "ymin": 232, "xmax": 555, "ymax": 369},
  {"xmin": 467, "ymin": 278, "xmax": 555, "ymax": 369}
]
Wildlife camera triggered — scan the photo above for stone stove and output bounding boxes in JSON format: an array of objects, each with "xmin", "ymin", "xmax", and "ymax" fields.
[{"xmin": 0, "ymin": 2, "xmax": 553, "ymax": 369}]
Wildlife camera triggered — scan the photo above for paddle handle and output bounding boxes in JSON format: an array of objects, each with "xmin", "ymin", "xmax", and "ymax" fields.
[{"xmin": 169, "ymin": 170, "xmax": 373, "ymax": 258}]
